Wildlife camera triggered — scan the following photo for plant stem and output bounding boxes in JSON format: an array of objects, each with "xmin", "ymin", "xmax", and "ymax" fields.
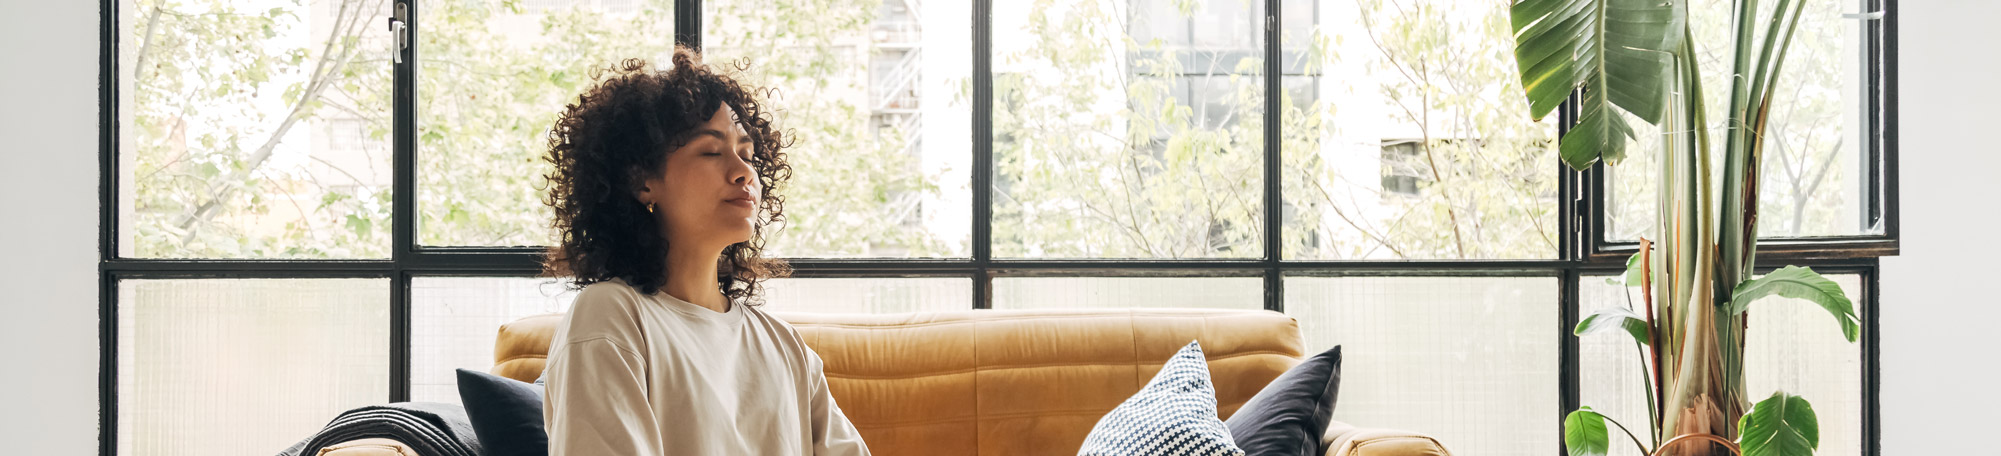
[
  {"xmin": 1604, "ymin": 414, "xmax": 1654, "ymax": 456},
  {"xmin": 1635, "ymin": 341, "xmax": 1660, "ymax": 447},
  {"xmin": 1639, "ymin": 237, "xmax": 1662, "ymax": 438}
]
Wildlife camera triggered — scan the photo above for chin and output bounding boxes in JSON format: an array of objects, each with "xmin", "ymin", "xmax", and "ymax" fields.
[{"xmin": 723, "ymin": 227, "xmax": 755, "ymax": 246}]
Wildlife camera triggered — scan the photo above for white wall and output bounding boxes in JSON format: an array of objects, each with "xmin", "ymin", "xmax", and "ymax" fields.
[
  {"xmin": 1, "ymin": 0, "xmax": 1991, "ymax": 453},
  {"xmin": 0, "ymin": 0, "xmax": 103, "ymax": 454},
  {"xmin": 1880, "ymin": 1, "xmax": 2001, "ymax": 453}
]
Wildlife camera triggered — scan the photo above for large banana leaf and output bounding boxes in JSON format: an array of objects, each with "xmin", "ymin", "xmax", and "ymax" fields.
[
  {"xmin": 1510, "ymin": 0, "xmax": 1683, "ymax": 169},
  {"xmin": 1726, "ymin": 266, "xmax": 1860, "ymax": 342},
  {"xmin": 1563, "ymin": 407, "xmax": 1611, "ymax": 456},
  {"xmin": 1738, "ymin": 391, "xmax": 1820, "ymax": 456},
  {"xmin": 1575, "ymin": 307, "xmax": 1651, "ymax": 345}
]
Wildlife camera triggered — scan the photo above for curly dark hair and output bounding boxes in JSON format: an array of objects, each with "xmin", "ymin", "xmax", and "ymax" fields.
[{"xmin": 541, "ymin": 46, "xmax": 791, "ymax": 304}]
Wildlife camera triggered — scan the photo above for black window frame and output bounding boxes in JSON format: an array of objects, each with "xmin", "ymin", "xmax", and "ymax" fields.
[{"xmin": 94, "ymin": 0, "xmax": 1896, "ymax": 455}]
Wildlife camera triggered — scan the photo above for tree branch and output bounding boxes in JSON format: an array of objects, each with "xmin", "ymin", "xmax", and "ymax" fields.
[{"xmin": 174, "ymin": 0, "xmax": 377, "ymax": 241}]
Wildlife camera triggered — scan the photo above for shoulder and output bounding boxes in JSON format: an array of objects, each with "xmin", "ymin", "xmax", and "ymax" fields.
[
  {"xmin": 743, "ymin": 304, "xmax": 804, "ymax": 338},
  {"xmin": 574, "ymin": 278, "xmax": 644, "ymax": 307},
  {"xmin": 745, "ymin": 305, "xmax": 818, "ymax": 353},
  {"xmin": 562, "ymin": 279, "xmax": 650, "ymax": 343}
]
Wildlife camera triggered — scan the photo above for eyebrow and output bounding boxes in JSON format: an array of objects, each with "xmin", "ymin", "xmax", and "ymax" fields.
[{"xmin": 692, "ymin": 128, "xmax": 755, "ymax": 144}]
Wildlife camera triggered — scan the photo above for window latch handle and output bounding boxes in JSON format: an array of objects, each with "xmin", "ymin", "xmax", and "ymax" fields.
[{"xmin": 388, "ymin": 2, "xmax": 409, "ymax": 64}]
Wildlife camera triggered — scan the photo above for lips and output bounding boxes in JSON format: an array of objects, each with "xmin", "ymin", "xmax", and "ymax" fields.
[{"xmin": 725, "ymin": 191, "xmax": 757, "ymax": 208}]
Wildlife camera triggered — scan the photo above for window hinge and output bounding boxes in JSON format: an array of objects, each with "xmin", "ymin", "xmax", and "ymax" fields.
[{"xmin": 389, "ymin": 2, "xmax": 409, "ymax": 64}]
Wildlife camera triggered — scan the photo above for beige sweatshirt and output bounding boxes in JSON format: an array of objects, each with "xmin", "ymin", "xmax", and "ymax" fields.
[{"xmin": 542, "ymin": 278, "xmax": 870, "ymax": 456}]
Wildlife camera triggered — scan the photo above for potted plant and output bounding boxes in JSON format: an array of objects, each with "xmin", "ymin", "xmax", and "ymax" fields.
[{"xmin": 1505, "ymin": 0, "xmax": 1862, "ymax": 455}]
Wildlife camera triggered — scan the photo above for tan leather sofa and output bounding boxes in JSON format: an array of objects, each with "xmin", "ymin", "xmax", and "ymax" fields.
[{"xmin": 322, "ymin": 308, "xmax": 1450, "ymax": 456}]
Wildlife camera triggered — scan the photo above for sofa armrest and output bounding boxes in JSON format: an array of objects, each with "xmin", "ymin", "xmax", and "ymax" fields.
[
  {"xmin": 1321, "ymin": 420, "xmax": 1452, "ymax": 456},
  {"xmin": 313, "ymin": 438, "xmax": 421, "ymax": 456}
]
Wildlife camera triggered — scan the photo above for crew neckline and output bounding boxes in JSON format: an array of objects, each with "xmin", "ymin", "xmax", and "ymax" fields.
[{"xmin": 609, "ymin": 278, "xmax": 743, "ymax": 323}]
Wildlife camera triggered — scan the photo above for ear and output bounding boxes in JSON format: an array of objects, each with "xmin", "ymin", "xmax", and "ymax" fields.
[{"xmin": 631, "ymin": 177, "xmax": 656, "ymax": 207}]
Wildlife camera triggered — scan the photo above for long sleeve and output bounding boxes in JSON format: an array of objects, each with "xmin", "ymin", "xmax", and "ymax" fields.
[
  {"xmin": 804, "ymin": 348, "xmax": 871, "ymax": 456},
  {"xmin": 544, "ymin": 336, "xmax": 664, "ymax": 456}
]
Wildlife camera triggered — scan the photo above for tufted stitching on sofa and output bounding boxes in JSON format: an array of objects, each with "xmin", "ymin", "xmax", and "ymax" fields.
[
  {"xmin": 493, "ymin": 353, "xmax": 546, "ymax": 364},
  {"xmin": 1128, "ymin": 311, "xmax": 1142, "ymax": 388},
  {"xmin": 819, "ymin": 351, "xmax": 1299, "ymax": 380},
  {"xmin": 784, "ymin": 311, "xmax": 1270, "ymax": 329}
]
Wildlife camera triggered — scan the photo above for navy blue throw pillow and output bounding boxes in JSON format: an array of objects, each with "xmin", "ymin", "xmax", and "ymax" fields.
[
  {"xmin": 1222, "ymin": 345, "xmax": 1342, "ymax": 456},
  {"xmin": 455, "ymin": 369, "xmax": 547, "ymax": 456}
]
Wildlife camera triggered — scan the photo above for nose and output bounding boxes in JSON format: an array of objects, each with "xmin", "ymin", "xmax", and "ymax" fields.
[{"xmin": 728, "ymin": 151, "xmax": 755, "ymax": 188}]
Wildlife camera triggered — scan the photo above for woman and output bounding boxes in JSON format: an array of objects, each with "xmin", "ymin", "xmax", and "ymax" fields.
[{"xmin": 538, "ymin": 47, "xmax": 870, "ymax": 455}]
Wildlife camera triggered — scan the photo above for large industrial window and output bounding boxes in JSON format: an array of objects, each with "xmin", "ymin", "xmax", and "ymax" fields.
[{"xmin": 99, "ymin": 0, "xmax": 1896, "ymax": 454}]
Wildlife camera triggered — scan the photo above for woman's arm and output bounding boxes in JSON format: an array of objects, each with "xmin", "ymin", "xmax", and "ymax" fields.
[
  {"xmin": 544, "ymin": 336, "xmax": 663, "ymax": 455},
  {"xmin": 544, "ymin": 284, "xmax": 666, "ymax": 455},
  {"xmin": 804, "ymin": 348, "xmax": 871, "ymax": 456}
]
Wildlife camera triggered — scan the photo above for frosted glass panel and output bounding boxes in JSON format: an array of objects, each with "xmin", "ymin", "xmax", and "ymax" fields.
[
  {"xmin": 1577, "ymin": 276, "xmax": 1660, "ymax": 456},
  {"xmin": 1579, "ymin": 274, "xmax": 1863, "ymax": 456},
  {"xmin": 761, "ymin": 278, "xmax": 972, "ymax": 313},
  {"xmin": 410, "ymin": 277, "xmax": 578, "ymax": 404},
  {"xmin": 1284, "ymin": 276, "xmax": 1559, "ymax": 456},
  {"xmin": 992, "ymin": 277, "xmax": 1263, "ymax": 310},
  {"xmin": 117, "ymin": 278, "xmax": 388, "ymax": 456}
]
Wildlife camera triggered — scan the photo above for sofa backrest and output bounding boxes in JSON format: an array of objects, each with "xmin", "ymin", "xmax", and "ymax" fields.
[{"xmin": 491, "ymin": 308, "xmax": 1305, "ymax": 456}]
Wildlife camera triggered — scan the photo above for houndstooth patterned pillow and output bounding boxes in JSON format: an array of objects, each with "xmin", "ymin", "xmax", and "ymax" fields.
[{"xmin": 1077, "ymin": 340, "xmax": 1246, "ymax": 456}]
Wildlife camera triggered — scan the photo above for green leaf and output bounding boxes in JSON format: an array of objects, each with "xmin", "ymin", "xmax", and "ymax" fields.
[
  {"xmin": 1726, "ymin": 266, "xmax": 1860, "ymax": 342},
  {"xmin": 1621, "ymin": 250, "xmax": 1645, "ymax": 286},
  {"xmin": 1563, "ymin": 407, "xmax": 1610, "ymax": 456},
  {"xmin": 1575, "ymin": 307, "xmax": 1649, "ymax": 345},
  {"xmin": 345, "ymin": 214, "xmax": 373, "ymax": 239},
  {"xmin": 1738, "ymin": 391, "xmax": 1819, "ymax": 456},
  {"xmin": 1509, "ymin": 0, "xmax": 1683, "ymax": 169}
]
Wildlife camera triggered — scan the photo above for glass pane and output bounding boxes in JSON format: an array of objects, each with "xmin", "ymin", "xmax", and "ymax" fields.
[
  {"xmin": 991, "ymin": 0, "xmax": 1266, "ymax": 258},
  {"xmin": 705, "ymin": 0, "xmax": 973, "ymax": 257},
  {"xmin": 1285, "ymin": 276, "xmax": 1559, "ymax": 455},
  {"xmin": 417, "ymin": 0, "xmax": 675, "ymax": 247},
  {"xmin": 118, "ymin": 278, "xmax": 388, "ymax": 456},
  {"xmin": 1606, "ymin": 0, "xmax": 1873, "ymax": 241},
  {"xmin": 1280, "ymin": 0, "xmax": 1559, "ymax": 260},
  {"xmin": 762, "ymin": 277, "xmax": 973, "ymax": 313},
  {"xmin": 119, "ymin": 0, "xmax": 394, "ymax": 258},
  {"xmin": 1579, "ymin": 274, "xmax": 1863, "ymax": 456},
  {"xmin": 993, "ymin": 277, "xmax": 1263, "ymax": 310},
  {"xmin": 410, "ymin": 277, "xmax": 579, "ymax": 404}
]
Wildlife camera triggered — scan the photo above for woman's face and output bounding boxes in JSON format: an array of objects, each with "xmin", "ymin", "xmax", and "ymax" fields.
[{"xmin": 636, "ymin": 105, "xmax": 759, "ymax": 251}]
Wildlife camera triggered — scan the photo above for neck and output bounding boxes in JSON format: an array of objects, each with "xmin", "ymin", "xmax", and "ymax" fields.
[{"xmin": 662, "ymin": 243, "xmax": 731, "ymax": 313}]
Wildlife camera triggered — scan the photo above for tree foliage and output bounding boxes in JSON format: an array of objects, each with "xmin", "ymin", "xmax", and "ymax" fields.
[{"xmin": 125, "ymin": 0, "xmax": 1673, "ymax": 264}]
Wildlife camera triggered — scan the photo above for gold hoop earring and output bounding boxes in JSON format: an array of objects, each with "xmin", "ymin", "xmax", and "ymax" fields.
[{"xmin": 646, "ymin": 202, "xmax": 656, "ymax": 213}]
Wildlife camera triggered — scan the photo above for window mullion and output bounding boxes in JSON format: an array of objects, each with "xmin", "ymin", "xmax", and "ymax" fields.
[
  {"xmin": 678, "ymin": 0, "xmax": 702, "ymax": 50},
  {"xmin": 972, "ymin": 0, "xmax": 994, "ymax": 310},
  {"xmin": 1261, "ymin": 0, "xmax": 1283, "ymax": 312}
]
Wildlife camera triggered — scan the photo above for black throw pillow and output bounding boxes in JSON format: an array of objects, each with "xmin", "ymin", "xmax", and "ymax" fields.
[
  {"xmin": 455, "ymin": 368, "xmax": 548, "ymax": 456},
  {"xmin": 1223, "ymin": 345, "xmax": 1342, "ymax": 456}
]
